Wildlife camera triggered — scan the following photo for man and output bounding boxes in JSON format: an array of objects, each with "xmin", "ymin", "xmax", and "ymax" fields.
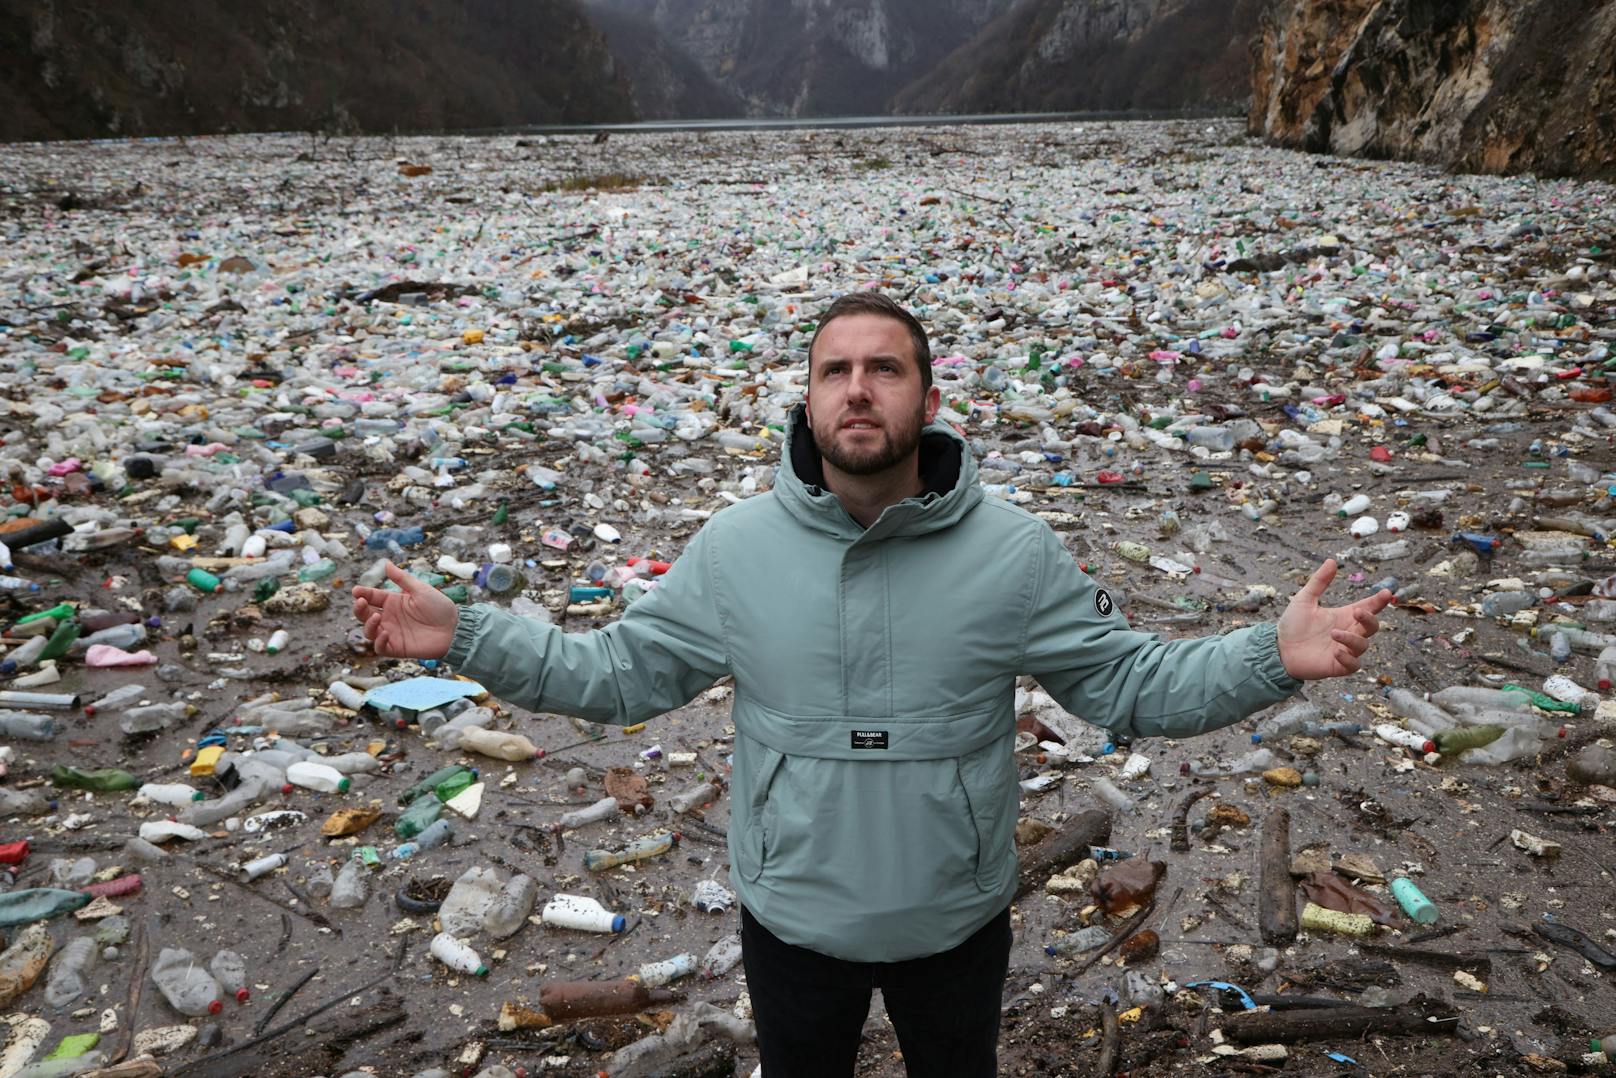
[{"xmin": 353, "ymin": 291, "xmax": 1391, "ymax": 1077}]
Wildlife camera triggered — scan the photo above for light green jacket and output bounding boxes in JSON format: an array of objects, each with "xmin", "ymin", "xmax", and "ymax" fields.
[{"xmin": 446, "ymin": 405, "xmax": 1301, "ymax": 961}]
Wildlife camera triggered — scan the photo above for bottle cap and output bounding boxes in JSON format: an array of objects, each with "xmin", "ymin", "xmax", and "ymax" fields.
[
  {"xmin": 191, "ymin": 791, "xmax": 205, "ymax": 801},
  {"xmin": 208, "ymin": 1000, "xmax": 223, "ymax": 1015},
  {"xmin": 235, "ymin": 988, "xmax": 250, "ymax": 1003},
  {"xmin": 336, "ymin": 777, "xmax": 351, "ymax": 793},
  {"xmin": 611, "ymin": 915, "xmax": 626, "ymax": 933}
]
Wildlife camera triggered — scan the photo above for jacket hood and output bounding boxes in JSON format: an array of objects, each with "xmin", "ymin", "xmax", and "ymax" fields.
[{"xmin": 775, "ymin": 403, "xmax": 982, "ymax": 541}]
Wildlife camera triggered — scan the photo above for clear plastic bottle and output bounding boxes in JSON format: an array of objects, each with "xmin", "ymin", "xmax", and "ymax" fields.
[
  {"xmin": 0, "ymin": 787, "xmax": 57, "ymax": 817},
  {"xmin": 439, "ymin": 867, "xmax": 502, "ymax": 938},
  {"xmin": 1045, "ymin": 925, "xmax": 1113, "ymax": 956},
  {"xmin": 83, "ymin": 684, "xmax": 148, "ymax": 715},
  {"xmin": 151, "ymin": 947, "xmax": 224, "ymax": 1016},
  {"xmin": 699, "ymin": 934, "xmax": 743, "ymax": 978},
  {"xmin": 1431, "ymin": 686, "xmax": 1533, "ymax": 714},
  {"xmin": 118, "ymin": 701, "xmax": 192, "ymax": 735},
  {"xmin": 583, "ymin": 832, "xmax": 678, "ymax": 872},
  {"xmin": 483, "ymin": 874, "xmax": 539, "ymax": 939},
  {"xmin": 669, "ymin": 782, "xmax": 720, "ymax": 813},
  {"xmin": 1256, "ymin": 701, "xmax": 1324, "ymax": 741},
  {"xmin": 392, "ymin": 819, "xmax": 453, "ymax": 859},
  {"xmin": 180, "ymin": 776, "xmax": 271, "ymax": 827},
  {"xmin": 634, "ymin": 952, "xmax": 697, "ymax": 988},
  {"xmin": 0, "ymin": 710, "xmax": 59, "ymax": 741},
  {"xmin": 1595, "ymin": 645, "xmax": 1616, "ymax": 692},
  {"xmin": 1087, "ymin": 776, "xmax": 1135, "ymax": 812},
  {"xmin": 330, "ymin": 858, "xmax": 369, "ymax": 909},
  {"xmin": 210, "ymin": 949, "xmax": 250, "ymax": 1003},
  {"xmin": 1480, "ymin": 591, "xmax": 1536, "ymax": 617},
  {"xmin": 557, "ymin": 797, "xmax": 620, "ymax": 831},
  {"xmin": 1383, "ymin": 688, "xmax": 1454, "ymax": 739},
  {"xmin": 1457, "ymin": 724, "xmax": 1542, "ymax": 765},
  {"xmin": 43, "ymin": 936, "xmax": 97, "ymax": 1009}
]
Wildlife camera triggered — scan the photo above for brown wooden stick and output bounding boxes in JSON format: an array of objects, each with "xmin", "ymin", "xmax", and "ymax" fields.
[
  {"xmin": 1014, "ymin": 808, "xmax": 1112, "ymax": 899},
  {"xmin": 1170, "ymin": 786, "xmax": 1213, "ymax": 853},
  {"xmin": 1097, "ymin": 1000, "xmax": 1121, "ymax": 1075},
  {"xmin": 1258, "ymin": 808, "xmax": 1297, "ymax": 946},
  {"xmin": 1069, "ymin": 898, "xmax": 1158, "ymax": 977},
  {"xmin": 1359, "ymin": 942, "xmax": 1492, "ymax": 975},
  {"xmin": 1221, "ymin": 995, "xmax": 1459, "ymax": 1044},
  {"xmin": 108, "ymin": 925, "xmax": 147, "ymax": 1065}
]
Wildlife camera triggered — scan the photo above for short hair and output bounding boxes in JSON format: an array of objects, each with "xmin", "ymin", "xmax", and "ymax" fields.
[{"xmin": 807, "ymin": 291, "xmax": 932, "ymax": 392}]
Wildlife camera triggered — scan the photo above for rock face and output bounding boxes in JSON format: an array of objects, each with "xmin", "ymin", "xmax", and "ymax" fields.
[
  {"xmin": 893, "ymin": 0, "xmax": 1265, "ymax": 115},
  {"xmin": 595, "ymin": 0, "xmax": 1020, "ymax": 117},
  {"xmin": 0, "ymin": 0, "xmax": 636, "ymax": 141},
  {"xmin": 1250, "ymin": 0, "xmax": 1616, "ymax": 178}
]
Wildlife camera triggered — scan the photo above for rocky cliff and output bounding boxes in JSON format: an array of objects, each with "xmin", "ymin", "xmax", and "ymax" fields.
[
  {"xmin": 1250, "ymin": 0, "xmax": 1616, "ymax": 178},
  {"xmin": 0, "ymin": 0, "xmax": 636, "ymax": 142},
  {"xmin": 893, "ymin": 0, "xmax": 1264, "ymax": 115},
  {"xmin": 595, "ymin": 0, "xmax": 1020, "ymax": 117}
]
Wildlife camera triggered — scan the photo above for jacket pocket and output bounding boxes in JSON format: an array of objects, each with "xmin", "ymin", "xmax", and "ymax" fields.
[
  {"xmin": 737, "ymin": 744, "xmax": 784, "ymax": 883},
  {"xmin": 957, "ymin": 736, "xmax": 1016, "ymax": 892}
]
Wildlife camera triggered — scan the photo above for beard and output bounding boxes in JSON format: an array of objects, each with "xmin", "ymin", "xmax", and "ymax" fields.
[{"xmin": 810, "ymin": 402, "xmax": 927, "ymax": 477}]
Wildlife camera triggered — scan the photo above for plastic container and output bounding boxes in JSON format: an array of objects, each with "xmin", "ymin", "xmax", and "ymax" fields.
[
  {"xmin": 83, "ymin": 684, "xmax": 147, "ymax": 715},
  {"xmin": 1373, "ymin": 723, "xmax": 1436, "ymax": 754},
  {"xmin": 151, "ymin": 947, "xmax": 224, "ymax": 1015},
  {"xmin": 1256, "ymin": 700, "xmax": 1324, "ymax": 741},
  {"xmin": 1045, "ymin": 925, "xmax": 1113, "ymax": 956},
  {"xmin": 583, "ymin": 832, "xmax": 679, "ymax": 872},
  {"xmin": 439, "ymin": 867, "xmax": 502, "ymax": 938},
  {"xmin": 118, "ymin": 702, "xmax": 191, "ymax": 735},
  {"xmin": 428, "ymin": 932, "xmax": 488, "ymax": 977},
  {"xmin": 557, "ymin": 796, "xmax": 620, "ymax": 831},
  {"xmin": 393, "ymin": 819, "xmax": 453, "ymax": 859},
  {"xmin": 1433, "ymin": 725, "xmax": 1505, "ymax": 755},
  {"xmin": 395, "ymin": 796, "xmax": 444, "ymax": 839},
  {"xmin": 137, "ymin": 782, "xmax": 204, "ymax": 807},
  {"xmin": 699, "ymin": 934, "xmax": 743, "ymax": 978},
  {"xmin": 241, "ymin": 853, "xmax": 288, "ymax": 881},
  {"xmin": 456, "ymin": 725, "xmax": 541, "ymax": 761},
  {"xmin": 1389, "ymin": 878, "xmax": 1437, "ymax": 925},
  {"xmin": 669, "ymin": 782, "xmax": 720, "ymax": 813},
  {"xmin": 1338, "ymin": 494, "xmax": 1371, "ymax": 517},
  {"xmin": 43, "ymin": 936, "xmax": 97, "ymax": 1009},
  {"xmin": 634, "ymin": 952, "xmax": 697, "ymax": 988},
  {"xmin": 1088, "ymin": 776, "xmax": 1136, "ymax": 811},
  {"xmin": 286, "ymin": 760, "xmax": 351, "ymax": 794},
  {"xmin": 1457, "ymin": 723, "xmax": 1542, "ymax": 765},
  {"xmin": 1595, "ymin": 645, "xmax": 1616, "ymax": 692},
  {"xmin": 0, "ymin": 711, "xmax": 60, "ymax": 741},
  {"xmin": 330, "ymin": 858, "xmax": 369, "ymax": 909},
  {"xmin": 541, "ymin": 894, "xmax": 626, "ymax": 933},
  {"xmin": 484, "ymin": 874, "xmax": 539, "ymax": 939},
  {"xmin": 210, "ymin": 949, "xmax": 250, "ymax": 1002}
]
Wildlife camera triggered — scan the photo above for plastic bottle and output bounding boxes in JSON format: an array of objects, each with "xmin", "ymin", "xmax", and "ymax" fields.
[
  {"xmin": 537, "ymin": 979, "xmax": 676, "ymax": 1022},
  {"xmin": 1567, "ymin": 745, "xmax": 1616, "ymax": 786},
  {"xmin": 0, "ymin": 710, "xmax": 59, "ymax": 740},
  {"xmin": 1256, "ymin": 700, "xmax": 1324, "ymax": 741},
  {"xmin": 392, "ymin": 819, "xmax": 453, "ymax": 859},
  {"xmin": 1383, "ymin": 689, "xmax": 1454, "ymax": 739},
  {"xmin": 305, "ymin": 863, "xmax": 335, "ymax": 900},
  {"xmin": 1045, "ymin": 925, "xmax": 1113, "ymax": 956},
  {"xmin": 321, "ymin": 752, "xmax": 382, "ymax": 776},
  {"xmin": 83, "ymin": 684, "xmax": 147, "ymax": 715},
  {"xmin": 1548, "ymin": 631, "xmax": 1573, "ymax": 664},
  {"xmin": 1390, "ymin": 878, "xmax": 1438, "ymax": 925},
  {"xmin": 265, "ymin": 629, "xmax": 290, "ymax": 654},
  {"xmin": 634, "ymin": 953, "xmax": 697, "ymax": 988},
  {"xmin": 541, "ymin": 894, "xmax": 626, "ymax": 933},
  {"xmin": 1535, "ymin": 625, "xmax": 1616, "ymax": 653},
  {"xmin": 1385, "ymin": 510, "xmax": 1410, "ymax": 533},
  {"xmin": 484, "ymin": 874, "xmax": 539, "ymax": 939},
  {"xmin": 51, "ymin": 766, "xmax": 138, "ymax": 791},
  {"xmin": 1431, "ymin": 686, "xmax": 1532, "ymax": 714},
  {"xmin": 118, "ymin": 702, "xmax": 192, "ymax": 735},
  {"xmin": 1595, "ymin": 645, "xmax": 1616, "ymax": 691},
  {"xmin": 395, "ymin": 796, "xmax": 444, "ymax": 839},
  {"xmin": 1433, "ymin": 725, "xmax": 1505, "ymax": 755},
  {"xmin": 330, "ymin": 858, "xmax": 369, "ymax": 909},
  {"xmin": 151, "ymin": 947, "xmax": 224, "ymax": 1016},
  {"xmin": 669, "ymin": 782, "xmax": 719, "ymax": 813},
  {"xmin": 557, "ymin": 797, "xmax": 620, "ymax": 831},
  {"xmin": 583, "ymin": 832, "xmax": 679, "ymax": 872},
  {"xmin": 327, "ymin": 681, "xmax": 366, "ymax": 710},
  {"xmin": 242, "ymin": 853, "xmax": 288, "ymax": 881},
  {"xmin": 1480, "ymin": 591, "xmax": 1536, "ymax": 617},
  {"xmin": 399, "ymin": 765, "xmax": 477, "ymax": 806},
  {"xmin": 0, "ymin": 636, "xmax": 48, "ymax": 672},
  {"xmin": 0, "ymin": 788, "xmax": 57, "ymax": 818},
  {"xmin": 210, "ymin": 949, "xmax": 250, "ymax": 1003},
  {"xmin": 456, "ymin": 725, "xmax": 541, "ymax": 761},
  {"xmin": 180, "ymin": 777, "xmax": 271, "ymax": 827},
  {"xmin": 1457, "ymin": 724, "xmax": 1542, "ymax": 765},
  {"xmin": 43, "ymin": 936, "xmax": 97, "ymax": 1009},
  {"xmin": 286, "ymin": 760, "xmax": 351, "ymax": 794},
  {"xmin": 1088, "ymin": 776, "xmax": 1135, "ymax": 812},
  {"xmin": 428, "ymin": 932, "xmax": 488, "ymax": 977},
  {"xmin": 136, "ymin": 782, "xmax": 204, "ymax": 807},
  {"xmin": 1338, "ymin": 494, "xmax": 1371, "ymax": 517},
  {"xmin": 1300, "ymin": 902, "xmax": 1374, "ymax": 938},
  {"xmin": 699, "ymin": 934, "xmax": 743, "ymax": 978},
  {"xmin": 1373, "ymin": 724, "xmax": 1436, "ymax": 754}
]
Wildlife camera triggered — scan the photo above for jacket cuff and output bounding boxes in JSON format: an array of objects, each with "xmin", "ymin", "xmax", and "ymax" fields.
[
  {"xmin": 444, "ymin": 604, "xmax": 490, "ymax": 667},
  {"xmin": 1253, "ymin": 621, "xmax": 1303, "ymax": 694}
]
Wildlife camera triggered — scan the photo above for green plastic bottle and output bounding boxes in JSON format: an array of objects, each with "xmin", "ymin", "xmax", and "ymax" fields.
[
  {"xmin": 1433, "ymin": 725, "xmax": 1506, "ymax": 755},
  {"xmin": 434, "ymin": 768, "xmax": 477, "ymax": 802},
  {"xmin": 37, "ymin": 620, "xmax": 82, "ymax": 661},
  {"xmin": 395, "ymin": 795, "xmax": 444, "ymax": 839},
  {"xmin": 50, "ymin": 766, "xmax": 139, "ymax": 792},
  {"xmin": 16, "ymin": 603, "xmax": 75, "ymax": 628},
  {"xmin": 0, "ymin": 888, "xmax": 93, "ymax": 927},
  {"xmin": 398, "ymin": 765, "xmax": 475, "ymax": 806}
]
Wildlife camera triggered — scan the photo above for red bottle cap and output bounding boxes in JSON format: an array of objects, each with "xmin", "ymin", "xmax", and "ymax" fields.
[
  {"xmin": 208, "ymin": 999, "xmax": 223, "ymax": 1015},
  {"xmin": 281, "ymin": 783, "xmax": 294, "ymax": 795},
  {"xmin": 235, "ymin": 988, "xmax": 250, "ymax": 1003},
  {"xmin": 1421, "ymin": 740, "xmax": 1436, "ymax": 754}
]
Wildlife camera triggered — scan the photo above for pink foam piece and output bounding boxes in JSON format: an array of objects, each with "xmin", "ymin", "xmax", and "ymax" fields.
[{"xmin": 84, "ymin": 645, "xmax": 158, "ymax": 667}]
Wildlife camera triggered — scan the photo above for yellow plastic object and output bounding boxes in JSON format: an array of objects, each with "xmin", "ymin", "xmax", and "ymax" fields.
[
  {"xmin": 189, "ymin": 744, "xmax": 224, "ymax": 777},
  {"xmin": 1300, "ymin": 901, "xmax": 1374, "ymax": 937}
]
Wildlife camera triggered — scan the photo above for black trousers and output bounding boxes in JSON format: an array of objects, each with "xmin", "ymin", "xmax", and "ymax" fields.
[{"xmin": 740, "ymin": 905, "xmax": 1013, "ymax": 1077}]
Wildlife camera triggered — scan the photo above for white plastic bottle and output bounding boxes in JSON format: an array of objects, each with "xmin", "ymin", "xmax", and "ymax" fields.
[
  {"xmin": 327, "ymin": 681, "xmax": 366, "ymax": 710},
  {"xmin": 150, "ymin": 947, "xmax": 224, "ymax": 1016},
  {"xmin": 541, "ymin": 894, "xmax": 625, "ymax": 933},
  {"xmin": 634, "ymin": 953, "xmax": 697, "ymax": 988},
  {"xmin": 137, "ymin": 783, "xmax": 204, "ymax": 807},
  {"xmin": 1596, "ymin": 645, "xmax": 1616, "ymax": 692},
  {"xmin": 83, "ymin": 684, "xmax": 147, "ymax": 715},
  {"xmin": 241, "ymin": 852, "xmax": 287, "ymax": 881},
  {"xmin": 265, "ymin": 630, "xmax": 290, "ymax": 655},
  {"xmin": 699, "ymin": 934, "xmax": 743, "ymax": 978},
  {"xmin": 285, "ymin": 760, "xmax": 351, "ymax": 794},
  {"xmin": 1337, "ymin": 494, "xmax": 1371, "ymax": 517},
  {"xmin": 1374, "ymin": 724, "xmax": 1436, "ymax": 753},
  {"xmin": 670, "ymin": 783, "xmax": 719, "ymax": 813},
  {"xmin": 556, "ymin": 797, "xmax": 620, "ymax": 831},
  {"xmin": 429, "ymin": 932, "xmax": 488, "ymax": 977}
]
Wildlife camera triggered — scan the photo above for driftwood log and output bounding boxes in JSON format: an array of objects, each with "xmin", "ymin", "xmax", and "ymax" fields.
[
  {"xmin": 1258, "ymin": 807, "xmax": 1297, "ymax": 946},
  {"xmin": 1014, "ymin": 808, "xmax": 1112, "ymax": 899},
  {"xmin": 1222, "ymin": 995, "xmax": 1459, "ymax": 1044}
]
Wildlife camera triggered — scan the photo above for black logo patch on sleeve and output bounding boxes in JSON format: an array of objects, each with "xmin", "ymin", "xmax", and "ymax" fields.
[
  {"xmin": 851, "ymin": 730, "xmax": 889, "ymax": 750},
  {"xmin": 1094, "ymin": 588, "xmax": 1115, "ymax": 618}
]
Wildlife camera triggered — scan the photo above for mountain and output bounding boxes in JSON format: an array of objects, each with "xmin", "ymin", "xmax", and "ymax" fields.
[
  {"xmin": 0, "ymin": 0, "xmax": 636, "ymax": 142},
  {"xmin": 1250, "ymin": 0, "xmax": 1616, "ymax": 178},
  {"xmin": 593, "ymin": 0, "xmax": 1020, "ymax": 117},
  {"xmin": 582, "ymin": 1, "xmax": 745, "ymax": 119},
  {"xmin": 892, "ymin": 0, "xmax": 1266, "ymax": 115}
]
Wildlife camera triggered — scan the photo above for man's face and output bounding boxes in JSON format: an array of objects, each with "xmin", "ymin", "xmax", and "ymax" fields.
[{"xmin": 805, "ymin": 313, "xmax": 940, "ymax": 477}]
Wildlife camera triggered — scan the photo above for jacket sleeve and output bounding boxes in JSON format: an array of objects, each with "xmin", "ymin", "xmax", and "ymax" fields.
[
  {"xmin": 442, "ymin": 526, "xmax": 730, "ymax": 725},
  {"xmin": 1021, "ymin": 524, "xmax": 1301, "ymax": 739}
]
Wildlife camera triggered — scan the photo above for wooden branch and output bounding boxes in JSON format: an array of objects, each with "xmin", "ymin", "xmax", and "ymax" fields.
[
  {"xmin": 1171, "ymin": 786, "xmax": 1213, "ymax": 853},
  {"xmin": 1258, "ymin": 808, "xmax": 1297, "ymax": 946},
  {"xmin": 1097, "ymin": 1001, "xmax": 1121, "ymax": 1075},
  {"xmin": 1014, "ymin": 808, "xmax": 1112, "ymax": 899},
  {"xmin": 1221, "ymin": 995, "xmax": 1459, "ymax": 1044}
]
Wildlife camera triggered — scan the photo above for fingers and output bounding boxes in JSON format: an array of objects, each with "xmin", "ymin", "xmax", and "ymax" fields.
[
  {"xmin": 1298, "ymin": 559, "xmax": 1337, "ymax": 602},
  {"xmin": 383, "ymin": 560, "xmax": 423, "ymax": 593},
  {"xmin": 1353, "ymin": 605, "xmax": 1381, "ymax": 637},
  {"xmin": 1330, "ymin": 627, "xmax": 1370, "ymax": 657},
  {"xmin": 1359, "ymin": 588, "xmax": 1395, "ymax": 615}
]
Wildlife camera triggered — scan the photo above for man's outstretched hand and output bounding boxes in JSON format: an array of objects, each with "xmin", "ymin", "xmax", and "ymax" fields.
[
  {"xmin": 351, "ymin": 560, "xmax": 458, "ymax": 659},
  {"xmin": 1277, "ymin": 559, "xmax": 1393, "ymax": 681}
]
